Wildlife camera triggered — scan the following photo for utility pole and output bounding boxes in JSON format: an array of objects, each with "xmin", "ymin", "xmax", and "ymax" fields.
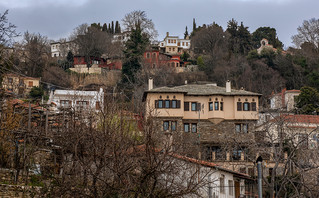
[{"xmin": 256, "ymin": 156, "xmax": 263, "ymax": 198}]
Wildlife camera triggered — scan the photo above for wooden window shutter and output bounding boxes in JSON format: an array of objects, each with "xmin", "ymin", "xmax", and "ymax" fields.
[{"xmin": 176, "ymin": 100, "xmax": 181, "ymax": 108}]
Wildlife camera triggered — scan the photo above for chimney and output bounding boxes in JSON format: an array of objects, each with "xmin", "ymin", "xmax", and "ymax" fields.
[
  {"xmin": 166, "ymin": 32, "xmax": 169, "ymax": 37},
  {"xmin": 226, "ymin": 80, "xmax": 231, "ymax": 93},
  {"xmin": 148, "ymin": 77, "xmax": 153, "ymax": 90}
]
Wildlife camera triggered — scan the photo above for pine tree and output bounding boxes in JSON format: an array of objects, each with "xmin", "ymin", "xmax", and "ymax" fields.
[{"xmin": 122, "ymin": 26, "xmax": 149, "ymax": 83}]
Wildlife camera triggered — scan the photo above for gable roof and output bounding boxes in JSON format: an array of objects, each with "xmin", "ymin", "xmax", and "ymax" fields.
[{"xmin": 143, "ymin": 83, "xmax": 261, "ymax": 101}]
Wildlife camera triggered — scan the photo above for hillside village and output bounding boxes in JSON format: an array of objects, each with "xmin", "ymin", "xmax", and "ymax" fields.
[{"xmin": 1, "ymin": 9, "xmax": 319, "ymax": 197}]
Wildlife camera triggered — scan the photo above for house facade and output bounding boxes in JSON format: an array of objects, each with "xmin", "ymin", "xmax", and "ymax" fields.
[
  {"xmin": 158, "ymin": 32, "xmax": 190, "ymax": 55},
  {"xmin": 2, "ymin": 73, "xmax": 40, "ymax": 97},
  {"xmin": 143, "ymin": 80, "xmax": 262, "ymax": 174},
  {"xmin": 69, "ymin": 56, "xmax": 122, "ymax": 74},
  {"xmin": 48, "ymin": 88, "xmax": 104, "ymax": 112},
  {"xmin": 143, "ymin": 50, "xmax": 188, "ymax": 72},
  {"xmin": 270, "ymin": 88, "xmax": 300, "ymax": 112},
  {"xmin": 50, "ymin": 41, "xmax": 77, "ymax": 58},
  {"xmin": 170, "ymin": 153, "xmax": 256, "ymax": 198}
]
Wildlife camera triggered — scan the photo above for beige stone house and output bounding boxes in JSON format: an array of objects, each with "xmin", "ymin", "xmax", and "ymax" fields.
[
  {"xmin": 143, "ymin": 79, "xmax": 262, "ymax": 175},
  {"xmin": 2, "ymin": 73, "xmax": 40, "ymax": 97}
]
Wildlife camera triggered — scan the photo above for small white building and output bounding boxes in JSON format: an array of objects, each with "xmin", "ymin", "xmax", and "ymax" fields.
[
  {"xmin": 158, "ymin": 32, "xmax": 190, "ymax": 54},
  {"xmin": 48, "ymin": 88, "xmax": 104, "ymax": 112},
  {"xmin": 169, "ymin": 153, "xmax": 255, "ymax": 198},
  {"xmin": 50, "ymin": 41, "xmax": 77, "ymax": 58}
]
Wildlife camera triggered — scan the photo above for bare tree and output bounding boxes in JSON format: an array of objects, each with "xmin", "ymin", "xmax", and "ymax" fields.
[
  {"xmin": 122, "ymin": 10, "xmax": 158, "ymax": 40},
  {"xmin": 254, "ymin": 113, "xmax": 319, "ymax": 197},
  {"xmin": 0, "ymin": 10, "xmax": 20, "ymax": 46},
  {"xmin": 19, "ymin": 32, "xmax": 50, "ymax": 77},
  {"xmin": 292, "ymin": 18, "xmax": 319, "ymax": 49}
]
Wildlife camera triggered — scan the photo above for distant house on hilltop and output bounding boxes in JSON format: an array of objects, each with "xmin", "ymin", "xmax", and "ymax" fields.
[{"xmin": 158, "ymin": 32, "xmax": 190, "ymax": 55}]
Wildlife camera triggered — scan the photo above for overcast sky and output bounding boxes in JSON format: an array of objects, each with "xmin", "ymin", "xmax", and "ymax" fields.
[{"xmin": 1, "ymin": 0, "xmax": 318, "ymax": 49}]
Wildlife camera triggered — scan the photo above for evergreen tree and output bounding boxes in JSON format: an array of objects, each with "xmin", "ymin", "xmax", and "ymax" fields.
[
  {"xmin": 296, "ymin": 86, "xmax": 319, "ymax": 114},
  {"xmin": 115, "ymin": 21, "xmax": 120, "ymax": 33},
  {"xmin": 108, "ymin": 23, "xmax": 111, "ymax": 33},
  {"xmin": 252, "ymin": 27, "xmax": 283, "ymax": 49},
  {"xmin": 111, "ymin": 21, "xmax": 114, "ymax": 34},
  {"xmin": 66, "ymin": 51, "xmax": 74, "ymax": 69},
  {"xmin": 193, "ymin": 18, "xmax": 196, "ymax": 32},
  {"xmin": 102, "ymin": 23, "xmax": 107, "ymax": 32},
  {"xmin": 122, "ymin": 26, "xmax": 149, "ymax": 83},
  {"xmin": 184, "ymin": 26, "xmax": 189, "ymax": 39}
]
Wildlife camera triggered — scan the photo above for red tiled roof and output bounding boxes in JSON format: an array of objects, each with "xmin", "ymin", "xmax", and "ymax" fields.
[{"xmin": 271, "ymin": 114, "xmax": 319, "ymax": 124}]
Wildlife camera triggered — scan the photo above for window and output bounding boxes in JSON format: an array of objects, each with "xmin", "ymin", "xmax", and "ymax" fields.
[
  {"xmin": 232, "ymin": 149, "xmax": 242, "ymax": 160},
  {"xmin": 173, "ymin": 48, "xmax": 175, "ymax": 51},
  {"xmin": 236, "ymin": 123, "xmax": 248, "ymax": 133},
  {"xmin": 184, "ymin": 102, "xmax": 189, "ymax": 111},
  {"xmin": 191, "ymin": 123, "xmax": 197, "ymax": 133},
  {"xmin": 243, "ymin": 124, "xmax": 248, "ymax": 133},
  {"xmin": 163, "ymin": 121, "xmax": 169, "ymax": 131},
  {"xmin": 156, "ymin": 100, "xmax": 163, "ymax": 108},
  {"xmin": 220, "ymin": 175, "xmax": 225, "ymax": 194},
  {"xmin": 220, "ymin": 102, "xmax": 223, "ymax": 111},
  {"xmin": 171, "ymin": 121, "xmax": 177, "ymax": 131},
  {"xmin": 243, "ymin": 102, "xmax": 250, "ymax": 111},
  {"xmin": 209, "ymin": 102, "xmax": 213, "ymax": 111},
  {"xmin": 235, "ymin": 124, "xmax": 241, "ymax": 133},
  {"xmin": 165, "ymin": 100, "xmax": 170, "ymax": 108},
  {"xmin": 146, "ymin": 52, "xmax": 150, "ymax": 58},
  {"xmin": 228, "ymin": 180, "xmax": 234, "ymax": 196},
  {"xmin": 28, "ymin": 81, "xmax": 33, "ymax": 87},
  {"xmin": 237, "ymin": 102, "xmax": 242, "ymax": 111},
  {"xmin": 182, "ymin": 42, "xmax": 185, "ymax": 46},
  {"xmin": 169, "ymin": 47, "xmax": 171, "ymax": 51},
  {"xmin": 184, "ymin": 123, "xmax": 190, "ymax": 132},
  {"xmin": 152, "ymin": 53, "xmax": 156, "ymax": 58},
  {"xmin": 214, "ymin": 102, "xmax": 219, "ymax": 110},
  {"xmin": 171, "ymin": 100, "xmax": 177, "ymax": 108},
  {"xmin": 191, "ymin": 102, "xmax": 197, "ymax": 111},
  {"xmin": 186, "ymin": 42, "xmax": 188, "ymax": 46},
  {"xmin": 251, "ymin": 102, "xmax": 257, "ymax": 111},
  {"xmin": 60, "ymin": 100, "xmax": 71, "ymax": 107}
]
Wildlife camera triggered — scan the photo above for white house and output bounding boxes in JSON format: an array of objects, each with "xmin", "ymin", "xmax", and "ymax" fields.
[
  {"xmin": 48, "ymin": 88, "xmax": 104, "ymax": 112},
  {"xmin": 169, "ymin": 153, "xmax": 255, "ymax": 198},
  {"xmin": 158, "ymin": 32, "xmax": 190, "ymax": 54},
  {"xmin": 50, "ymin": 41, "xmax": 77, "ymax": 58}
]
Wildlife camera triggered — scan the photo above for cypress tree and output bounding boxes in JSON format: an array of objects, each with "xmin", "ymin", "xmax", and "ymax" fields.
[
  {"xmin": 108, "ymin": 23, "xmax": 111, "ymax": 33},
  {"xmin": 115, "ymin": 21, "xmax": 120, "ymax": 33},
  {"xmin": 111, "ymin": 21, "xmax": 114, "ymax": 34},
  {"xmin": 184, "ymin": 26, "xmax": 189, "ymax": 39},
  {"xmin": 102, "ymin": 23, "xmax": 107, "ymax": 32}
]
